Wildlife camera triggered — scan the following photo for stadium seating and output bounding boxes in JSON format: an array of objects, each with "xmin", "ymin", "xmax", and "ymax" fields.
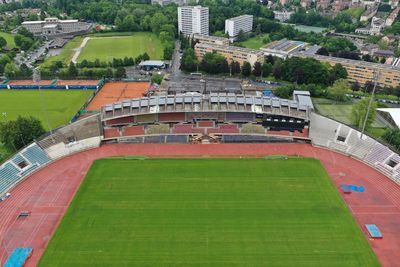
[
  {"xmin": 104, "ymin": 128, "xmax": 120, "ymax": 139},
  {"xmin": 0, "ymin": 143, "xmax": 50, "ymax": 195},
  {"xmin": 38, "ymin": 115, "xmax": 102, "ymax": 160},
  {"xmin": 122, "ymin": 126, "xmax": 145, "ymax": 136},
  {"xmin": 225, "ymin": 112, "xmax": 255, "ymax": 122},
  {"xmin": 309, "ymin": 112, "xmax": 400, "ymax": 185},
  {"xmin": 172, "ymin": 124, "xmax": 204, "ymax": 134},
  {"xmin": 222, "ymin": 135, "xmax": 293, "ymax": 143},
  {"xmin": 207, "ymin": 124, "xmax": 240, "ymax": 134},
  {"xmin": 365, "ymin": 143, "xmax": 393, "ymax": 166},
  {"xmin": 241, "ymin": 123, "xmax": 266, "ymax": 134},
  {"xmin": 105, "ymin": 116, "xmax": 133, "ymax": 126},
  {"xmin": 146, "ymin": 124, "xmax": 171, "ymax": 135},
  {"xmin": 144, "ymin": 135, "xmax": 165, "ymax": 143},
  {"xmin": 166, "ymin": 135, "xmax": 189, "ymax": 143},
  {"xmin": 159, "ymin": 113, "xmax": 186, "ymax": 122}
]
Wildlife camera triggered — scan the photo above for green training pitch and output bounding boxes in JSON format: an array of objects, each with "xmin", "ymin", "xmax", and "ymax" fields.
[
  {"xmin": 39, "ymin": 158, "xmax": 379, "ymax": 267},
  {"xmin": 78, "ymin": 32, "xmax": 164, "ymax": 62},
  {"xmin": 0, "ymin": 90, "xmax": 93, "ymax": 130}
]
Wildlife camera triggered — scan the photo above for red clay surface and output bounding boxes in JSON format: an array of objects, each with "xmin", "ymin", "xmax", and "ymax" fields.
[
  {"xmin": 7, "ymin": 80, "xmax": 54, "ymax": 85},
  {"xmin": 86, "ymin": 82, "xmax": 150, "ymax": 111},
  {"xmin": 1, "ymin": 144, "xmax": 400, "ymax": 267},
  {"xmin": 56, "ymin": 80, "xmax": 99, "ymax": 86}
]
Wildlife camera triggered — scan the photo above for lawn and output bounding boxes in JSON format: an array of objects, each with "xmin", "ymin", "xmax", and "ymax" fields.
[
  {"xmin": 41, "ymin": 36, "xmax": 83, "ymax": 66},
  {"xmin": 0, "ymin": 90, "xmax": 93, "ymax": 130},
  {"xmin": 341, "ymin": 7, "xmax": 365, "ymax": 19},
  {"xmin": 78, "ymin": 32, "xmax": 164, "ymax": 62},
  {"xmin": 0, "ymin": 31, "xmax": 16, "ymax": 48},
  {"xmin": 313, "ymin": 98, "xmax": 385, "ymax": 128},
  {"xmin": 39, "ymin": 158, "xmax": 379, "ymax": 267},
  {"xmin": 239, "ymin": 34, "xmax": 270, "ymax": 49}
]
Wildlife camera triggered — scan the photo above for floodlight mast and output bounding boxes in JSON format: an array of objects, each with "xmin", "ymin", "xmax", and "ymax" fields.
[
  {"xmin": 34, "ymin": 67, "xmax": 55, "ymax": 142},
  {"xmin": 360, "ymin": 70, "xmax": 380, "ymax": 139}
]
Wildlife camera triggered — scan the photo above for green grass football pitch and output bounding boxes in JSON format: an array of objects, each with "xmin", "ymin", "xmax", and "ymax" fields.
[
  {"xmin": 39, "ymin": 158, "xmax": 379, "ymax": 267},
  {"xmin": 0, "ymin": 90, "xmax": 93, "ymax": 130},
  {"xmin": 78, "ymin": 32, "xmax": 164, "ymax": 62}
]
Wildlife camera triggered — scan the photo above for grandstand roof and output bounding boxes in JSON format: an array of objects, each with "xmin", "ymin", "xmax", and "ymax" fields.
[
  {"xmin": 101, "ymin": 93, "xmax": 310, "ymax": 121},
  {"xmin": 377, "ymin": 108, "xmax": 400, "ymax": 128}
]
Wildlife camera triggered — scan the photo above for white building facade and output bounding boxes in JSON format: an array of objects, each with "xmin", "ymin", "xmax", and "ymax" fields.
[
  {"xmin": 178, "ymin": 6, "xmax": 209, "ymax": 36},
  {"xmin": 225, "ymin": 15, "xmax": 253, "ymax": 41},
  {"xmin": 22, "ymin": 18, "xmax": 91, "ymax": 36}
]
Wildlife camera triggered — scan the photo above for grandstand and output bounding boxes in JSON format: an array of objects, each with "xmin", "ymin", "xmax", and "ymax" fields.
[
  {"xmin": 0, "ymin": 143, "xmax": 50, "ymax": 196},
  {"xmin": 3, "ymin": 89, "xmax": 400, "ymax": 266}
]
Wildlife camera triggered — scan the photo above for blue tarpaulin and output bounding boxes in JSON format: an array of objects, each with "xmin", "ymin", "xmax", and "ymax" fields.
[{"xmin": 4, "ymin": 248, "xmax": 33, "ymax": 267}]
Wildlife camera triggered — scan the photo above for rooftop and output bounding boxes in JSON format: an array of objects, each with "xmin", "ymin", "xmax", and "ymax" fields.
[
  {"xmin": 195, "ymin": 43, "xmax": 263, "ymax": 55},
  {"xmin": 226, "ymin": 14, "xmax": 253, "ymax": 22}
]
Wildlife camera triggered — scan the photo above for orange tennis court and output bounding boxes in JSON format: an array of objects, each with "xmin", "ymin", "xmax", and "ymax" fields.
[{"xmin": 86, "ymin": 82, "xmax": 150, "ymax": 110}]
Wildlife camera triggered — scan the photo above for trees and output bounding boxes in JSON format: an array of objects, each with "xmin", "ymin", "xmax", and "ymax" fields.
[
  {"xmin": 0, "ymin": 37, "xmax": 7, "ymax": 49},
  {"xmin": 321, "ymin": 37, "xmax": 357, "ymax": 53},
  {"xmin": 261, "ymin": 62, "xmax": 272, "ymax": 77},
  {"xmin": 281, "ymin": 57, "xmax": 330, "ymax": 85},
  {"xmin": 199, "ymin": 52, "xmax": 229, "ymax": 74},
  {"xmin": 115, "ymin": 67, "xmax": 126, "ymax": 79},
  {"xmin": 327, "ymin": 79, "xmax": 349, "ymax": 102},
  {"xmin": 230, "ymin": 61, "xmax": 241, "ymax": 75},
  {"xmin": 163, "ymin": 45, "xmax": 174, "ymax": 60},
  {"xmin": 241, "ymin": 61, "xmax": 252, "ymax": 77},
  {"xmin": 383, "ymin": 128, "xmax": 400, "ymax": 151},
  {"xmin": 350, "ymin": 98, "xmax": 377, "ymax": 129},
  {"xmin": 351, "ymin": 81, "xmax": 360, "ymax": 93},
  {"xmin": 151, "ymin": 74, "xmax": 163, "ymax": 85},
  {"xmin": 68, "ymin": 63, "xmax": 78, "ymax": 78},
  {"xmin": 252, "ymin": 62, "xmax": 262, "ymax": 77},
  {"xmin": 0, "ymin": 116, "xmax": 45, "ymax": 152},
  {"xmin": 180, "ymin": 48, "xmax": 198, "ymax": 72},
  {"xmin": 329, "ymin": 63, "xmax": 348, "ymax": 83}
]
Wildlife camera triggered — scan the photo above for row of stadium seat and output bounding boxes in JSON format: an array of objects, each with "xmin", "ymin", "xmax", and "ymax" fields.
[
  {"xmin": 309, "ymin": 112, "xmax": 400, "ymax": 184},
  {"xmin": 0, "ymin": 143, "xmax": 50, "ymax": 195},
  {"xmin": 103, "ymin": 123, "xmax": 309, "ymax": 139}
]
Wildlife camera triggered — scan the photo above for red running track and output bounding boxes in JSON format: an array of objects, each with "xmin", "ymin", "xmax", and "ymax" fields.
[{"xmin": 1, "ymin": 143, "xmax": 400, "ymax": 267}]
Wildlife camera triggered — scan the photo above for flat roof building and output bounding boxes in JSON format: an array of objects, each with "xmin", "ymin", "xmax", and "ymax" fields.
[
  {"xmin": 294, "ymin": 51, "xmax": 400, "ymax": 88},
  {"xmin": 192, "ymin": 34, "xmax": 230, "ymax": 46},
  {"xmin": 194, "ymin": 43, "xmax": 264, "ymax": 67},
  {"xmin": 178, "ymin": 6, "xmax": 209, "ymax": 36},
  {"xmin": 225, "ymin": 15, "xmax": 253, "ymax": 40},
  {"xmin": 261, "ymin": 39, "xmax": 307, "ymax": 59},
  {"xmin": 151, "ymin": 0, "xmax": 196, "ymax": 5},
  {"xmin": 21, "ymin": 17, "xmax": 91, "ymax": 36}
]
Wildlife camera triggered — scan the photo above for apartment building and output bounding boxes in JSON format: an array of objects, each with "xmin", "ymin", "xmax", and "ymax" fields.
[
  {"xmin": 22, "ymin": 18, "xmax": 91, "ymax": 36},
  {"xmin": 178, "ymin": 6, "xmax": 209, "ymax": 36},
  {"xmin": 192, "ymin": 34, "xmax": 230, "ymax": 46},
  {"xmin": 224, "ymin": 15, "xmax": 253, "ymax": 40},
  {"xmin": 294, "ymin": 52, "xmax": 400, "ymax": 88},
  {"xmin": 194, "ymin": 43, "xmax": 264, "ymax": 66}
]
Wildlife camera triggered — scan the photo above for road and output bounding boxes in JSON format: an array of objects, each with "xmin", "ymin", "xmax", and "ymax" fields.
[{"xmin": 169, "ymin": 40, "xmax": 182, "ymax": 80}]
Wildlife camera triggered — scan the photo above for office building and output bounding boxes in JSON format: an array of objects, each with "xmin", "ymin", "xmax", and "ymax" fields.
[{"xmin": 178, "ymin": 6, "xmax": 209, "ymax": 36}]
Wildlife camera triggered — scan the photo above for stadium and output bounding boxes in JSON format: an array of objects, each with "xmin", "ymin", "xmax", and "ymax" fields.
[{"xmin": 0, "ymin": 81, "xmax": 399, "ymax": 266}]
